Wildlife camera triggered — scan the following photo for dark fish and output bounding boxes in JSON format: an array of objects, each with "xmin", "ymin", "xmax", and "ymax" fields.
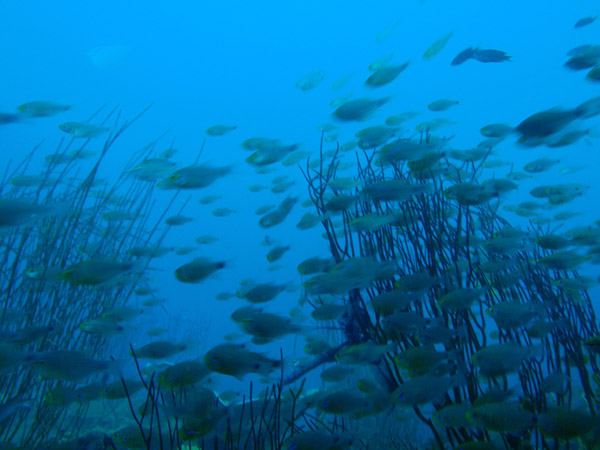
[
  {"xmin": 451, "ymin": 47, "xmax": 476, "ymax": 65},
  {"xmin": 472, "ymin": 49, "xmax": 511, "ymax": 63},
  {"xmin": 564, "ymin": 46, "xmax": 600, "ymax": 70},
  {"xmin": 515, "ymin": 108, "xmax": 579, "ymax": 139},
  {"xmin": 574, "ymin": 16, "xmax": 596, "ymax": 28},
  {"xmin": 566, "ymin": 44, "xmax": 592, "ymax": 56},
  {"xmin": 0, "ymin": 113, "xmax": 21, "ymax": 125}
]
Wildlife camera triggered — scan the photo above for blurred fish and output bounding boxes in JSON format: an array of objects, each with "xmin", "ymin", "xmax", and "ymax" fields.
[
  {"xmin": 174, "ymin": 257, "xmax": 225, "ymax": 283},
  {"xmin": 428, "ymin": 99, "xmax": 459, "ymax": 111},
  {"xmin": 158, "ymin": 163, "xmax": 231, "ymax": 189},
  {"xmin": 537, "ymin": 407, "xmax": 597, "ymax": 439},
  {"xmin": 165, "ymin": 215, "xmax": 193, "ymax": 226},
  {"xmin": 472, "ymin": 343, "xmax": 539, "ymax": 377},
  {"xmin": 466, "ymin": 402, "xmax": 535, "ymax": 433},
  {"xmin": 159, "ymin": 360, "xmax": 210, "ymax": 388},
  {"xmin": 132, "ymin": 341, "xmax": 187, "ymax": 359},
  {"xmin": 333, "ymin": 97, "xmax": 389, "ymax": 121},
  {"xmin": 472, "ymin": 49, "xmax": 511, "ymax": 63},
  {"xmin": 266, "ymin": 245, "xmax": 290, "ymax": 262},
  {"xmin": 451, "ymin": 47, "xmax": 476, "ymax": 65},
  {"xmin": 480, "ymin": 123, "xmax": 514, "ymax": 137},
  {"xmin": 259, "ymin": 196, "xmax": 296, "ymax": 228},
  {"xmin": 126, "ymin": 158, "xmax": 177, "ymax": 182},
  {"xmin": 17, "ymin": 101, "xmax": 70, "ymax": 117},
  {"xmin": 0, "ymin": 112, "xmax": 22, "ymax": 125},
  {"xmin": 204, "ymin": 343, "xmax": 280, "ymax": 379},
  {"xmin": 60, "ymin": 258, "xmax": 142, "ymax": 286},
  {"xmin": 206, "ymin": 124, "xmax": 237, "ymax": 136},
  {"xmin": 365, "ymin": 63, "xmax": 409, "ymax": 87},
  {"xmin": 574, "ymin": 16, "xmax": 597, "ymax": 28},
  {"xmin": 58, "ymin": 122, "xmax": 108, "ymax": 138},
  {"xmin": 423, "ymin": 32, "xmax": 453, "ymax": 59},
  {"xmin": 0, "ymin": 199, "xmax": 67, "ymax": 227},
  {"xmin": 296, "ymin": 70, "xmax": 324, "ymax": 91},
  {"xmin": 33, "ymin": 351, "xmax": 116, "ymax": 381}
]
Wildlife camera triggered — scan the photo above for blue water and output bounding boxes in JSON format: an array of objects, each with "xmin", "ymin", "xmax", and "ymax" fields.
[{"xmin": 1, "ymin": 0, "xmax": 599, "ymax": 418}]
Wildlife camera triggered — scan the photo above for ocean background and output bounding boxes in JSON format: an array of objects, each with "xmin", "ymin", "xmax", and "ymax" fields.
[{"xmin": 1, "ymin": 0, "xmax": 599, "ymax": 440}]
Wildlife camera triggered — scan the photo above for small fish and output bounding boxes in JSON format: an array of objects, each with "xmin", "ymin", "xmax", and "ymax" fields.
[
  {"xmin": 204, "ymin": 343, "xmax": 280, "ymax": 379},
  {"xmin": 59, "ymin": 259, "xmax": 141, "ymax": 286},
  {"xmin": 538, "ymin": 407, "xmax": 597, "ymax": 439},
  {"xmin": 472, "ymin": 48, "xmax": 511, "ymax": 63},
  {"xmin": 158, "ymin": 360, "xmax": 210, "ymax": 388},
  {"xmin": 574, "ymin": 16, "xmax": 597, "ymax": 28},
  {"xmin": 0, "ymin": 112, "xmax": 22, "ymax": 125},
  {"xmin": 58, "ymin": 122, "xmax": 108, "ymax": 138},
  {"xmin": 174, "ymin": 258, "xmax": 225, "ymax": 283},
  {"xmin": 131, "ymin": 341, "xmax": 187, "ymax": 359},
  {"xmin": 467, "ymin": 402, "xmax": 535, "ymax": 433},
  {"xmin": 255, "ymin": 205, "xmax": 275, "ymax": 215},
  {"xmin": 480, "ymin": 123, "xmax": 514, "ymax": 137},
  {"xmin": 296, "ymin": 70, "xmax": 324, "ymax": 91},
  {"xmin": 195, "ymin": 234, "xmax": 219, "ymax": 245},
  {"xmin": 165, "ymin": 215, "xmax": 193, "ymax": 226},
  {"xmin": 215, "ymin": 292, "xmax": 235, "ymax": 301},
  {"xmin": 331, "ymin": 73, "xmax": 353, "ymax": 89},
  {"xmin": 423, "ymin": 32, "xmax": 453, "ymax": 59},
  {"xmin": 428, "ymin": 99, "xmax": 459, "ymax": 112},
  {"xmin": 33, "ymin": 351, "xmax": 115, "ymax": 381},
  {"xmin": 266, "ymin": 245, "xmax": 290, "ymax": 263},
  {"xmin": 523, "ymin": 158, "xmax": 559, "ymax": 173},
  {"xmin": 451, "ymin": 47, "xmax": 477, "ymax": 65},
  {"xmin": 205, "ymin": 124, "xmax": 237, "ymax": 136},
  {"xmin": 157, "ymin": 163, "xmax": 231, "ymax": 190},
  {"xmin": 17, "ymin": 101, "xmax": 70, "ymax": 117},
  {"xmin": 198, "ymin": 195, "xmax": 221, "ymax": 204},
  {"xmin": 472, "ymin": 344, "xmax": 539, "ymax": 377},
  {"xmin": 212, "ymin": 207, "xmax": 236, "ymax": 217},
  {"xmin": 333, "ymin": 97, "xmax": 389, "ymax": 121},
  {"xmin": 237, "ymin": 282, "xmax": 286, "ymax": 303},
  {"xmin": 126, "ymin": 158, "xmax": 177, "ymax": 182},
  {"xmin": 311, "ymin": 303, "xmax": 347, "ymax": 321},
  {"xmin": 259, "ymin": 196, "xmax": 296, "ymax": 228},
  {"xmin": 174, "ymin": 246, "xmax": 196, "ymax": 255},
  {"xmin": 365, "ymin": 63, "xmax": 409, "ymax": 87},
  {"xmin": 296, "ymin": 212, "xmax": 323, "ymax": 230},
  {"xmin": 321, "ymin": 365, "xmax": 354, "ymax": 382}
]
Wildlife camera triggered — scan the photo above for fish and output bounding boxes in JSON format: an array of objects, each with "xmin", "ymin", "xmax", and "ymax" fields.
[
  {"xmin": 60, "ymin": 258, "xmax": 142, "ymax": 286},
  {"xmin": 165, "ymin": 215, "xmax": 193, "ymax": 226},
  {"xmin": 333, "ymin": 97, "xmax": 389, "ymax": 121},
  {"xmin": 259, "ymin": 196, "xmax": 297, "ymax": 228},
  {"xmin": 58, "ymin": 122, "xmax": 108, "ymax": 138},
  {"xmin": 158, "ymin": 163, "xmax": 231, "ymax": 189},
  {"xmin": 159, "ymin": 360, "xmax": 210, "ymax": 388},
  {"xmin": 423, "ymin": 32, "xmax": 454, "ymax": 59},
  {"xmin": 17, "ymin": 101, "xmax": 70, "ymax": 117},
  {"xmin": 174, "ymin": 258, "xmax": 225, "ymax": 283},
  {"xmin": 131, "ymin": 341, "xmax": 187, "ymax": 359},
  {"xmin": 365, "ymin": 63, "xmax": 409, "ymax": 87},
  {"xmin": 428, "ymin": 99, "xmax": 459, "ymax": 111},
  {"xmin": 296, "ymin": 70, "xmax": 324, "ymax": 91},
  {"xmin": 33, "ymin": 351, "xmax": 116, "ymax": 381},
  {"xmin": 574, "ymin": 16, "xmax": 597, "ymax": 28},
  {"xmin": 204, "ymin": 343, "xmax": 280, "ymax": 379},
  {"xmin": 451, "ymin": 47, "xmax": 477, "ymax": 65},
  {"xmin": 205, "ymin": 124, "xmax": 237, "ymax": 136},
  {"xmin": 472, "ymin": 48, "xmax": 511, "ymax": 63}
]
